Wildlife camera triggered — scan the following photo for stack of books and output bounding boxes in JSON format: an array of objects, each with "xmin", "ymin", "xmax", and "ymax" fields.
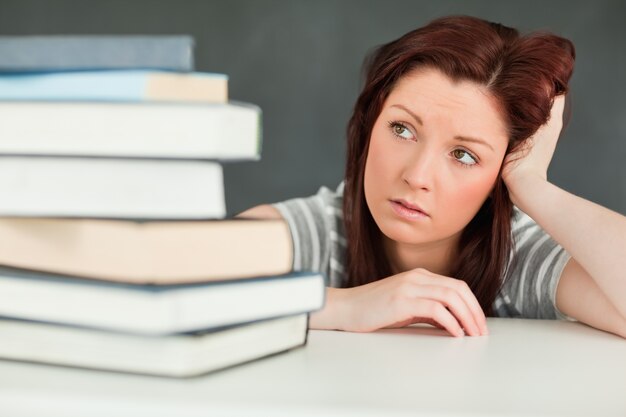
[{"xmin": 0, "ymin": 35, "xmax": 324, "ymax": 377}]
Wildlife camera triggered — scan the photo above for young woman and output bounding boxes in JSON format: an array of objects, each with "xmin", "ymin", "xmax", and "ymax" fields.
[{"xmin": 239, "ymin": 16, "xmax": 626, "ymax": 338}]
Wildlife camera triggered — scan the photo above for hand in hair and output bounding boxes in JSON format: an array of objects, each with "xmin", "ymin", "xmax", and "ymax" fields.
[
  {"xmin": 502, "ymin": 95, "xmax": 565, "ymax": 206},
  {"xmin": 309, "ymin": 268, "xmax": 488, "ymax": 337}
]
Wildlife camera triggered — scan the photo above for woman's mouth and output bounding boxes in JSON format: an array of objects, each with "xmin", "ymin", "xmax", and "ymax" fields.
[{"xmin": 389, "ymin": 199, "xmax": 430, "ymax": 220}]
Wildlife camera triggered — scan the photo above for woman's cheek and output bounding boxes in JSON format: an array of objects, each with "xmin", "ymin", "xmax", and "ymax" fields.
[
  {"xmin": 365, "ymin": 138, "xmax": 397, "ymax": 193},
  {"xmin": 450, "ymin": 170, "xmax": 500, "ymax": 216}
]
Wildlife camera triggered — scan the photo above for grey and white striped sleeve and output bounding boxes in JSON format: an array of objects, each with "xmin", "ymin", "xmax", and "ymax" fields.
[
  {"xmin": 494, "ymin": 207, "xmax": 575, "ymax": 320},
  {"xmin": 271, "ymin": 184, "xmax": 347, "ymax": 287}
]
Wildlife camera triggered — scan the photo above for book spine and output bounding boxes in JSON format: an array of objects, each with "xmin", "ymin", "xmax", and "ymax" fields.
[
  {"xmin": 0, "ymin": 101, "xmax": 261, "ymax": 160},
  {"xmin": 0, "ymin": 36, "xmax": 194, "ymax": 72},
  {"xmin": 0, "ymin": 70, "xmax": 228, "ymax": 102},
  {"xmin": 0, "ymin": 157, "xmax": 226, "ymax": 219}
]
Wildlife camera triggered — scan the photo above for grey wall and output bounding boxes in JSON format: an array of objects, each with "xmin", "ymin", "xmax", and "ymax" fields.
[{"xmin": 1, "ymin": 0, "xmax": 624, "ymax": 215}]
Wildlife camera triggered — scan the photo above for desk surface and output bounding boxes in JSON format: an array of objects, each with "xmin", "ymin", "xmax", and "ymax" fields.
[{"xmin": 0, "ymin": 318, "xmax": 624, "ymax": 417}]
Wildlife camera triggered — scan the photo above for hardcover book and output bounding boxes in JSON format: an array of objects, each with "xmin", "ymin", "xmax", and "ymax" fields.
[
  {"xmin": 0, "ymin": 267, "xmax": 324, "ymax": 334},
  {"xmin": 0, "ymin": 314, "xmax": 308, "ymax": 377},
  {"xmin": 0, "ymin": 101, "xmax": 261, "ymax": 160},
  {"xmin": 0, "ymin": 217, "xmax": 293, "ymax": 283},
  {"xmin": 0, "ymin": 35, "xmax": 194, "ymax": 72},
  {"xmin": 0, "ymin": 157, "xmax": 226, "ymax": 219},
  {"xmin": 0, "ymin": 70, "xmax": 228, "ymax": 103}
]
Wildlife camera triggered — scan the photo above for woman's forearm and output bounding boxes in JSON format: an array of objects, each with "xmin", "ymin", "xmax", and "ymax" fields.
[
  {"xmin": 509, "ymin": 177, "xmax": 626, "ymax": 318},
  {"xmin": 309, "ymin": 287, "xmax": 348, "ymax": 330}
]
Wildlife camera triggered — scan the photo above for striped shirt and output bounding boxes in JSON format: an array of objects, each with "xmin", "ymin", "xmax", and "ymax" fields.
[{"xmin": 274, "ymin": 182, "xmax": 574, "ymax": 320}]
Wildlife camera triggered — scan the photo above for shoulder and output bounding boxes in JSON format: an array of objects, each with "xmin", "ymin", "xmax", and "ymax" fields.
[
  {"xmin": 270, "ymin": 182, "xmax": 347, "ymax": 286},
  {"xmin": 510, "ymin": 205, "xmax": 537, "ymax": 236},
  {"xmin": 494, "ymin": 206, "xmax": 572, "ymax": 319},
  {"xmin": 237, "ymin": 182, "xmax": 344, "ymax": 220},
  {"xmin": 509, "ymin": 206, "xmax": 567, "ymax": 262},
  {"xmin": 272, "ymin": 182, "xmax": 344, "ymax": 226}
]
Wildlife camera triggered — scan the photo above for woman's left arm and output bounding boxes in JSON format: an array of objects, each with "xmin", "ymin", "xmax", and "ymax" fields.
[{"xmin": 503, "ymin": 96, "xmax": 626, "ymax": 338}]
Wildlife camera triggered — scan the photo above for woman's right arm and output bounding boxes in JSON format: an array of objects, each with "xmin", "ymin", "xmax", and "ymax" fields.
[
  {"xmin": 311, "ymin": 269, "xmax": 488, "ymax": 337},
  {"xmin": 237, "ymin": 205, "xmax": 487, "ymax": 337}
]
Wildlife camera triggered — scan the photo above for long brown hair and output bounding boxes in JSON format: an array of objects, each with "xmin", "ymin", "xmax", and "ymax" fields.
[{"xmin": 343, "ymin": 16, "xmax": 575, "ymax": 315}]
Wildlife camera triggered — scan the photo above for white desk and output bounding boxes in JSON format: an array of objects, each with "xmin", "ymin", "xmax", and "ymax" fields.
[{"xmin": 0, "ymin": 318, "xmax": 624, "ymax": 417}]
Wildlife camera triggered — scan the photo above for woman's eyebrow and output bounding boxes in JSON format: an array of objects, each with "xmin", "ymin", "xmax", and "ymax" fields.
[
  {"xmin": 390, "ymin": 104, "xmax": 494, "ymax": 152},
  {"xmin": 390, "ymin": 104, "xmax": 423, "ymax": 125},
  {"xmin": 454, "ymin": 135, "xmax": 494, "ymax": 151}
]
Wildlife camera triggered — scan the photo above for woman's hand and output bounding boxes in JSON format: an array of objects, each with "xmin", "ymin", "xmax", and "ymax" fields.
[
  {"xmin": 502, "ymin": 95, "xmax": 565, "ymax": 206},
  {"xmin": 310, "ymin": 268, "xmax": 488, "ymax": 337}
]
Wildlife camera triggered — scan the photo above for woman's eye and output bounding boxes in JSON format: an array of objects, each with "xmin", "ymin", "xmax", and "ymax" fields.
[
  {"xmin": 390, "ymin": 122, "xmax": 413, "ymax": 140},
  {"xmin": 452, "ymin": 149, "xmax": 477, "ymax": 165}
]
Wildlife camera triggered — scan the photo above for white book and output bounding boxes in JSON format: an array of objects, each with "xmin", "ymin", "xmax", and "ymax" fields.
[
  {"xmin": 0, "ymin": 267, "xmax": 324, "ymax": 335},
  {"xmin": 0, "ymin": 101, "xmax": 261, "ymax": 160},
  {"xmin": 0, "ymin": 314, "xmax": 308, "ymax": 378},
  {"xmin": 0, "ymin": 157, "xmax": 225, "ymax": 218}
]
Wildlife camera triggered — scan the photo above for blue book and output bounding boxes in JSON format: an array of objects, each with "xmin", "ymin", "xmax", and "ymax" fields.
[
  {"xmin": 0, "ymin": 266, "xmax": 324, "ymax": 335},
  {"xmin": 0, "ymin": 70, "xmax": 227, "ymax": 102},
  {"xmin": 0, "ymin": 35, "xmax": 194, "ymax": 72}
]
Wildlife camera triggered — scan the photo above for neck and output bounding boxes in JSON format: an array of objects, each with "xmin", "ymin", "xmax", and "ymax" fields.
[{"xmin": 383, "ymin": 232, "xmax": 461, "ymax": 277}]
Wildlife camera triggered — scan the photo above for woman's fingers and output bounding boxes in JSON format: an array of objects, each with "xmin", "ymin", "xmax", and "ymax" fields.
[
  {"xmin": 407, "ymin": 284, "xmax": 483, "ymax": 336},
  {"xmin": 408, "ymin": 300, "xmax": 465, "ymax": 337},
  {"xmin": 408, "ymin": 270, "xmax": 488, "ymax": 335},
  {"xmin": 336, "ymin": 269, "xmax": 489, "ymax": 335}
]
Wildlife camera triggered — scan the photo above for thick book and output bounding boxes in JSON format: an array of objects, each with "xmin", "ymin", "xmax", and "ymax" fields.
[
  {"xmin": 0, "ymin": 314, "xmax": 308, "ymax": 377},
  {"xmin": 0, "ymin": 35, "xmax": 193, "ymax": 72},
  {"xmin": 0, "ymin": 101, "xmax": 261, "ymax": 160},
  {"xmin": 0, "ymin": 267, "xmax": 323, "ymax": 334},
  {"xmin": 0, "ymin": 157, "xmax": 226, "ymax": 218},
  {"xmin": 0, "ymin": 70, "xmax": 228, "ymax": 102},
  {"xmin": 0, "ymin": 217, "xmax": 293, "ymax": 283}
]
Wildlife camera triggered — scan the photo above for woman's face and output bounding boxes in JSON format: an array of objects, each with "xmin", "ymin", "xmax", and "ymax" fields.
[{"xmin": 364, "ymin": 67, "xmax": 509, "ymax": 248}]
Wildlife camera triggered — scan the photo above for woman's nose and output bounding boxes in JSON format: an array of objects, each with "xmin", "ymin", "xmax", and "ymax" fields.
[{"xmin": 401, "ymin": 147, "xmax": 436, "ymax": 191}]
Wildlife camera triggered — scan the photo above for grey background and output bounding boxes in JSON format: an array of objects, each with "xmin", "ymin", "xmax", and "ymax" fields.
[{"xmin": 1, "ymin": 0, "xmax": 624, "ymax": 216}]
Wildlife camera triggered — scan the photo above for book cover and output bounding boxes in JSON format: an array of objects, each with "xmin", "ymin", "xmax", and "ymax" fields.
[
  {"xmin": 0, "ymin": 267, "xmax": 324, "ymax": 334},
  {"xmin": 0, "ymin": 314, "xmax": 308, "ymax": 377},
  {"xmin": 0, "ymin": 35, "xmax": 194, "ymax": 72},
  {"xmin": 0, "ymin": 70, "xmax": 228, "ymax": 103},
  {"xmin": 0, "ymin": 157, "xmax": 226, "ymax": 219},
  {"xmin": 0, "ymin": 101, "xmax": 261, "ymax": 160},
  {"xmin": 0, "ymin": 217, "xmax": 293, "ymax": 283}
]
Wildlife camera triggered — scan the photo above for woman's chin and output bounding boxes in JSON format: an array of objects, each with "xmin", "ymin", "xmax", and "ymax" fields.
[{"xmin": 376, "ymin": 221, "xmax": 432, "ymax": 245}]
